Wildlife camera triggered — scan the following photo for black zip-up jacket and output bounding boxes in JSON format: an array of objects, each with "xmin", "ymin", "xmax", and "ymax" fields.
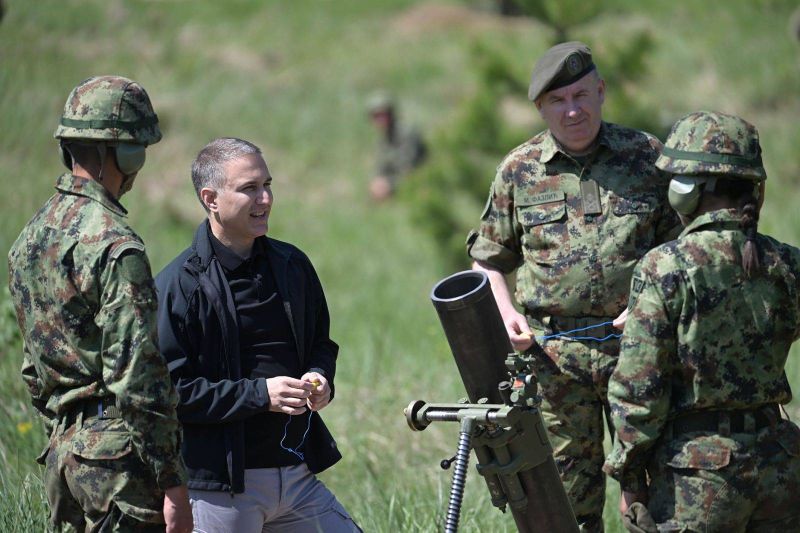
[{"xmin": 155, "ymin": 221, "xmax": 341, "ymax": 493}]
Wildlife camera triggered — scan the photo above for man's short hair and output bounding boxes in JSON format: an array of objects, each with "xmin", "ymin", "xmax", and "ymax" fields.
[{"xmin": 191, "ymin": 137, "xmax": 262, "ymax": 210}]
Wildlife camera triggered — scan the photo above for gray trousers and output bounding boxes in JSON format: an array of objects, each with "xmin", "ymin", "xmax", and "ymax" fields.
[{"xmin": 189, "ymin": 465, "xmax": 360, "ymax": 533}]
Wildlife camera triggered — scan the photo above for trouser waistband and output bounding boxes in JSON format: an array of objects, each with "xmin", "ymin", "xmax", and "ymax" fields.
[{"xmin": 670, "ymin": 404, "xmax": 781, "ymax": 436}]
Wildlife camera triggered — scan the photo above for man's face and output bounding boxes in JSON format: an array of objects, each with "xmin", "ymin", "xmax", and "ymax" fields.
[
  {"xmin": 536, "ymin": 72, "xmax": 605, "ymax": 155},
  {"xmin": 206, "ymin": 153, "xmax": 273, "ymax": 251}
]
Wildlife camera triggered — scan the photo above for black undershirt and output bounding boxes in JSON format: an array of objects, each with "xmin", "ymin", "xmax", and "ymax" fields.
[{"xmin": 210, "ymin": 234, "xmax": 306, "ymax": 468}]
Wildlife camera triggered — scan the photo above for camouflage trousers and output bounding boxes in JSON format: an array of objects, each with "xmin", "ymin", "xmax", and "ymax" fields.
[
  {"xmin": 530, "ymin": 326, "xmax": 620, "ymax": 533},
  {"xmin": 646, "ymin": 420, "xmax": 800, "ymax": 532},
  {"xmin": 44, "ymin": 411, "xmax": 165, "ymax": 532}
]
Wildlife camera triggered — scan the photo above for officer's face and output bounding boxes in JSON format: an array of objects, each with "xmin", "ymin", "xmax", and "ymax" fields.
[
  {"xmin": 204, "ymin": 153, "xmax": 273, "ymax": 252},
  {"xmin": 536, "ymin": 72, "xmax": 605, "ymax": 155}
]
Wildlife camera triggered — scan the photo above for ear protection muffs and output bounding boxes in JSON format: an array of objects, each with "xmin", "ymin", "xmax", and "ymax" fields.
[
  {"xmin": 114, "ymin": 143, "xmax": 146, "ymax": 176},
  {"xmin": 59, "ymin": 142, "xmax": 73, "ymax": 170},
  {"xmin": 668, "ymin": 175, "xmax": 717, "ymax": 216},
  {"xmin": 668, "ymin": 176, "xmax": 701, "ymax": 215}
]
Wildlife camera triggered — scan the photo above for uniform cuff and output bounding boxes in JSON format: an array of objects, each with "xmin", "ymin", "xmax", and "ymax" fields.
[
  {"xmin": 467, "ymin": 234, "xmax": 520, "ymax": 274},
  {"xmin": 157, "ymin": 462, "xmax": 188, "ymax": 491}
]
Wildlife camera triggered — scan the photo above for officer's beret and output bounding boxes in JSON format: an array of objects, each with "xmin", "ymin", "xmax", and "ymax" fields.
[{"xmin": 527, "ymin": 41, "xmax": 596, "ymax": 102}]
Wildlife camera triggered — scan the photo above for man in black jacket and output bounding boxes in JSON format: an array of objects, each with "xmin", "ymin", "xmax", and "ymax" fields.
[{"xmin": 156, "ymin": 137, "xmax": 360, "ymax": 532}]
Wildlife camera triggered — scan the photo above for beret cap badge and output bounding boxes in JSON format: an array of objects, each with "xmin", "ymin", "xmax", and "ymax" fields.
[{"xmin": 566, "ymin": 53, "xmax": 582, "ymax": 75}]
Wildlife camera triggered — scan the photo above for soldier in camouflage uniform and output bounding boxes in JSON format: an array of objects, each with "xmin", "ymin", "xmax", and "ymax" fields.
[
  {"xmin": 604, "ymin": 111, "xmax": 800, "ymax": 532},
  {"xmin": 467, "ymin": 42, "xmax": 680, "ymax": 531},
  {"xmin": 367, "ymin": 92, "xmax": 427, "ymax": 201},
  {"xmin": 7, "ymin": 76, "xmax": 192, "ymax": 532}
]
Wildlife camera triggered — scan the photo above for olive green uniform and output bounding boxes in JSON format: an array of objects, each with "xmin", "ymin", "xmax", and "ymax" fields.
[
  {"xmin": 468, "ymin": 122, "xmax": 679, "ymax": 530},
  {"xmin": 375, "ymin": 124, "xmax": 427, "ymax": 190}
]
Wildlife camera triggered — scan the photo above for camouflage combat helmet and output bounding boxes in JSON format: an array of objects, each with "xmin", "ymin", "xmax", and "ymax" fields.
[
  {"xmin": 54, "ymin": 75, "xmax": 162, "ymax": 146},
  {"xmin": 656, "ymin": 111, "xmax": 766, "ymax": 181},
  {"xmin": 366, "ymin": 91, "xmax": 394, "ymax": 114}
]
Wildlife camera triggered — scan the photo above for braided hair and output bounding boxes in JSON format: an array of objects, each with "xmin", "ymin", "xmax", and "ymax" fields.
[{"xmin": 713, "ymin": 178, "xmax": 761, "ymax": 278}]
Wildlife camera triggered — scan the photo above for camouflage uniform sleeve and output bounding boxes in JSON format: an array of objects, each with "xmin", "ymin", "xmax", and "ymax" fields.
[
  {"xmin": 467, "ymin": 165, "xmax": 522, "ymax": 273},
  {"xmin": 21, "ymin": 341, "xmax": 56, "ymax": 433},
  {"xmin": 96, "ymin": 242, "xmax": 186, "ymax": 490},
  {"xmin": 603, "ymin": 257, "xmax": 678, "ymax": 493}
]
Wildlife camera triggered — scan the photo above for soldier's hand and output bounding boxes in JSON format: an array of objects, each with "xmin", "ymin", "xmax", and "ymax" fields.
[
  {"xmin": 613, "ymin": 307, "xmax": 629, "ymax": 331},
  {"xmin": 267, "ymin": 376, "xmax": 311, "ymax": 415},
  {"xmin": 504, "ymin": 311, "xmax": 534, "ymax": 351},
  {"xmin": 163, "ymin": 484, "xmax": 192, "ymax": 533},
  {"xmin": 302, "ymin": 371, "xmax": 331, "ymax": 412}
]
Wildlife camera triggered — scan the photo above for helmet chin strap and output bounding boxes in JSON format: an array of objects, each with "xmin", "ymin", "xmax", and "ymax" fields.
[
  {"xmin": 96, "ymin": 143, "xmax": 108, "ymax": 184},
  {"xmin": 94, "ymin": 142, "xmax": 137, "ymax": 197}
]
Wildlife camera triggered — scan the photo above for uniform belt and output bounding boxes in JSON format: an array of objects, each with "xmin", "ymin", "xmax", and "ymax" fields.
[
  {"xmin": 671, "ymin": 404, "xmax": 780, "ymax": 435},
  {"xmin": 532, "ymin": 315, "xmax": 617, "ymax": 338},
  {"xmin": 62, "ymin": 397, "xmax": 120, "ymax": 426}
]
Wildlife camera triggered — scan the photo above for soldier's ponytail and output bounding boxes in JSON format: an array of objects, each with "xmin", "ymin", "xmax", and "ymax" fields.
[
  {"xmin": 713, "ymin": 178, "xmax": 761, "ymax": 278},
  {"xmin": 739, "ymin": 193, "xmax": 760, "ymax": 279}
]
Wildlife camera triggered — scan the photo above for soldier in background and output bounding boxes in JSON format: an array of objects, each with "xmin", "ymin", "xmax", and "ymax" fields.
[
  {"xmin": 367, "ymin": 92, "xmax": 427, "ymax": 201},
  {"xmin": 605, "ymin": 111, "xmax": 800, "ymax": 531},
  {"xmin": 467, "ymin": 42, "xmax": 680, "ymax": 531},
  {"xmin": 7, "ymin": 76, "xmax": 192, "ymax": 532}
]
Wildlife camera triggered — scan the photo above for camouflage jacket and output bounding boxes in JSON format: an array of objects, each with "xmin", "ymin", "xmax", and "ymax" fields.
[
  {"xmin": 376, "ymin": 124, "xmax": 427, "ymax": 186},
  {"xmin": 8, "ymin": 173, "xmax": 185, "ymax": 490},
  {"xmin": 604, "ymin": 209, "xmax": 800, "ymax": 492},
  {"xmin": 468, "ymin": 122, "xmax": 679, "ymax": 319}
]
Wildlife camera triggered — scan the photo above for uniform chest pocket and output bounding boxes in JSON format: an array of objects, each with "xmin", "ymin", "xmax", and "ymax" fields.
[
  {"xmin": 611, "ymin": 194, "xmax": 659, "ymax": 257},
  {"xmin": 612, "ymin": 195, "xmax": 657, "ymax": 216},
  {"xmin": 516, "ymin": 200, "xmax": 570, "ymax": 260}
]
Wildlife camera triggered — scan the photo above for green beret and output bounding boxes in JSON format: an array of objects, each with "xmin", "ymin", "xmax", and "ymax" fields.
[{"xmin": 527, "ymin": 41, "xmax": 596, "ymax": 101}]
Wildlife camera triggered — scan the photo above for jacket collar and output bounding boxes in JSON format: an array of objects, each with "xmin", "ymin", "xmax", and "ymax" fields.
[
  {"xmin": 679, "ymin": 208, "xmax": 742, "ymax": 238},
  {"xmin": 55, "ymin": 172, "xmax": 128, "ymax": 217},
  {"xmin": 189, "ymin": 220, "xmax": 291, "ymax": 272},
  {"xmin": 539, "ymin": 121, "xmax": 616, "ymax": 164}
]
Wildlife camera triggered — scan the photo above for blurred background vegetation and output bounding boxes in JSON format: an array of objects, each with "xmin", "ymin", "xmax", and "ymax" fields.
[{"xmin": 1, "ymin": 0, "xmax": 799, "ymax": 530}]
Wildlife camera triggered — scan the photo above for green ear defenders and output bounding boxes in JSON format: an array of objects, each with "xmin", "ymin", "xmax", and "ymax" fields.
[
  {"xmin": 58, "ymin": 141, "xmax": 145, "ymax": 175},
  {"xmin": 114, "ymin": 143, "xmax": 146, "ymax": 175},
  {"xmin": 668, "ymin": 175, "xmax": 717, "ymax": 216}
]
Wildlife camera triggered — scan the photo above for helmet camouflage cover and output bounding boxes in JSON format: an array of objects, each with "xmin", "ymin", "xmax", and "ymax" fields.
[
  {"xmin": 366, "ymin": 91, "xmax": 394, "ymax": 114},
  {"xmin": 54, "ymin": 75, "xmax": 162, "ymax": 146},
  {"xmin": 655, "ymin": 110, "xmax": 765, "ymax": 181}
]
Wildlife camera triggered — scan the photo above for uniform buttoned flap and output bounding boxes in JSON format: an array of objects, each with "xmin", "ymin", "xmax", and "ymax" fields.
[
  {"xmin": 516, "ymin": 191, "xmax": 567, "ymax": 227},
  {"xmin": 613, "ymin": 194, "xmax": 657, "ymax": 215},
  {"xmin": 71, "ymin": 418, "xmax": 132, "ymax": 460},
  {"xmin": 664, "ymin": 436, "xmax": 731, "ymax": 471}
]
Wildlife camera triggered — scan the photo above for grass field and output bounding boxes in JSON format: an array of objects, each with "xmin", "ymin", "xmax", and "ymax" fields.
[{"xmin": 2, "ymin": 0, "xmax": 800, "ymax": 531}]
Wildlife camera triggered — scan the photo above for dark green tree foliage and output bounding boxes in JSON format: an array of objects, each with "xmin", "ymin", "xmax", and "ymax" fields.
[
  {"xmin": 402, "ymin": 5, "xmax": 663, "ymax": 270},
  {"xmin": 400, "ymin": 43, "xmax": 529, "ymax": 272}
]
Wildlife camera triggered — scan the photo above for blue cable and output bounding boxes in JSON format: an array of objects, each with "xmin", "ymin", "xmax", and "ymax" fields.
[
  {"xmin": 535, "ymin": 320, "xmax": 621, "ymax": 342},
  {"xmin": 280, "ymin": 410, "xmax": 314, "ymax": 461}
]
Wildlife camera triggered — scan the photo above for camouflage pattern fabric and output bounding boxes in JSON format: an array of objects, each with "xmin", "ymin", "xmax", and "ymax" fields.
[
  {"xmin": 468, "ymin": 121, "xmax": 679, "ymax": 531},
  {"xmin": 375, "ymin": 124, "xmax": 427, "ymax": 188},
  {"xmin": 45, "ymin": 416, "xmax": 165, "ymax": 531},
  {"xmin": 8, "ymin": 173, "xmax": 185, "ymax": 528},
  {"xmin": 54, "ymin": 75, "xmax": 162, "ymax": 145},
  {"xmin": 604, "ymin": 208, "xmax": 800, "ymax": 529}
]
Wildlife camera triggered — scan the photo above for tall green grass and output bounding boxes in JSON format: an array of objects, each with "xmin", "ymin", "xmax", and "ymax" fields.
[{"xmin": 2, "ymin": 0, "xmax": 800, "ymax": 530}]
